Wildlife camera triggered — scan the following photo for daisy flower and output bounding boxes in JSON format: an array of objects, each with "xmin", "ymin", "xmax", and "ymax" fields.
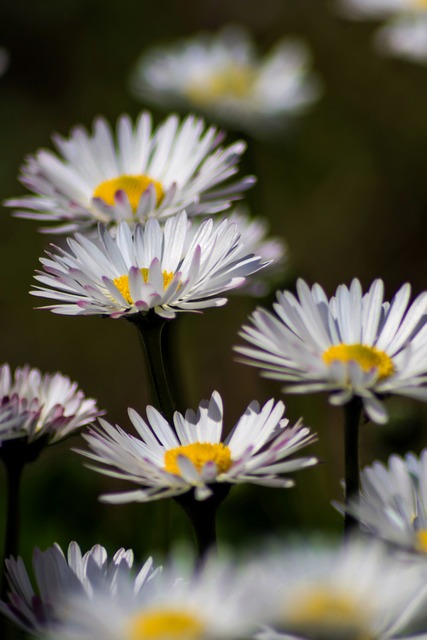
[
  {"xmin": 254, "ymin": 538, "xmax": 427, "ymax": 640},
  {"xmin": 130, "ymin": 25, "xmax": 320, "ymax": 137},
  {"xmin": 0, "ymin": 363, "xmax": 101, "ymax": 445},
  {"xmin": 45, "ymin": 553, "xmax": 268, "ymax": 640},
  {"xmin": 6, "ymin": 111, "xmax": 255, "ymax": 234},
  {"xmin": 235, "ymin": 279, "xmax": 427, "ymax": 424},
  {"xmin": 338, "ymin": 0, "xmax": 427, "ymax": 63},
  {"xmin": 0, "ymin": 541, "xmax": 157, "ymax": 635},
  {"xmin": 31, "ymin": 211, "xmax": 268, "ymax": 320},
  {"xmin": 336, "ymin": 450, "xmax": 427, "ymax": 553},
  {"xmin": 76, "ymin": 390, "xmax": 317, "ymax": 503}
]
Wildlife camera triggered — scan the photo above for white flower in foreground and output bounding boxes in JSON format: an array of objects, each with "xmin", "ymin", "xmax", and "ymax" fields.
[
  {"xmin": 46, "ymin": 554, "xmax": 265, "ymax": 640},
  {"xmin": 375, "ymin": 13, "xmax": 427, "ymax": 63},
  {"xmin": 77, "ymin": 390, "xmax": 317, "ymax": 503},
  {"xmin": 336, "ymin": 450, "xmax": 427, "ymax": 553},
  {"xmin": 0, "ymin": 542, "xmax": 157, "ymax": 636},
  {"xmin": 31, "ymin": 211, "xmax": 268, "ymax": 320},
  {"xmin": 0, "ymin": 363, "xmax": 101, "ymax": 445},
  {"xmin": 255, "ymin": 538, "xmax": 427, "ymax": 640},
  {"xmin": 130, "ymin": 25, "xmax": 320, "ymax": 137},
  {"xmin": 236, "ymin": 279, "xmax": 427, "ymax": 424},
  {"xmin": 6, "ymin": 111, "xmax": 255, "ymax": 234}
]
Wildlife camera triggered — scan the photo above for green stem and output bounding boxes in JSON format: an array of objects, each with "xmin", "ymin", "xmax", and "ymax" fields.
[
  {"xmin": 175, "ymin": 485, "xmax": 230, "ymax": 561},
  {"xmin": 128, "ymin": 312, "xmax": 176, "ymax": 423},
  {"xmin": 343, "ymin": 396, "xmax": 362, "ymax": 536}
]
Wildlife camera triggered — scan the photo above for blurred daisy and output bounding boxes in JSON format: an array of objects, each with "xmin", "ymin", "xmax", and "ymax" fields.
[
  {"xmin": 77, "ymin": 390, "xmax": 317, "ymax": 503},
  {"xmin": 0, "ymin": 47, "xmax": 8, "ymax": 77},
  {"xmin": 255, "ymin": 538, "xmax": 427, "ymax": 640},
  {"xmin": 31, "ymin": 211, "xmax": 267, "ymax": 320},
  {"xmin": 236, "ymin": 279, "xmax": 427, "ymax": 424},
  {"xmin": 338, "ymin": 0, "xmax": 427, "ymax": 63},
  {"xmin": 0, "ymin": 541, "xmax": 157, "ymax": 635},
  {"xmin": 130, "ymin": 26, "xmax": 320, "ymax": 137},
  {"xmin": 190, "ymin": 207, "xmax": 287, "ymax": 297},
  {"xmin": 46, "ymin": 552, "xmax": 269, "ymax": 640},
  {"xmin": 6, "ymin": 111, "xmax": 255, "ymax": 234},
  {"xmin": 0, "ymin": 363, "xmax": 101, "ymax": 445},
  {"xmin": 336, "ymin": 450, "xmax": 427, "ymax": 553}
]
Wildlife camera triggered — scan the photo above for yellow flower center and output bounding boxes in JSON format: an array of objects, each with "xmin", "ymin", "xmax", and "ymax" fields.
[
  {"xmin": 128, "ymin": 610, "xmax": 204, "ymax": 640},
  {"xmin": 113, "ymin": 269, "xmax": 175, "ymax": 304},
  {"xmin": 322, "ymin": 344, "xmax": 394, "ymax": 380},
  {"xmin": 415, "ymin": 530, "xmax": 427, "ymax": 552},
  {"xmin": 413, "ymin": 0, "xmax": 427, "ymax": 8},
  {"xmin": 185, "ymin": 65, "xmax": 254, "ymax": 104},
  {"xmin": 164, "ymin": 442, "xmax": 232, "ymax": 476},
  {"xmin": 93, "ymin": 174, "xmax": 164, "ymax": 211},
  {"xmin": 286, "ymin": 587, "xmax": 368, "ymax": 639}
]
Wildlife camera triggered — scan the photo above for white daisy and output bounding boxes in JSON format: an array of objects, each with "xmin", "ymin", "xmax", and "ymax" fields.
[
  {"xmin": 31, "ymin": 211, "xmax": 267, "ymax": 320},
  {"xmin": 0, "ymin": 363, "xmax": 101, "ymax": 445},
  {"xmin": 336, "ymin": 450, "xmax": 427, "ymax": 553},
  {"xmin": 0, "ymin": 541, "xmax": 157, "ymax": 635},
  {"xmin": 76, "ymin": 390, "xmax": 317, "ymax": 503},
  {"xmin": 130, "ymin": 25, "xmax": 320, "ymax": 137},
  {"xmin": 235, "ymin": 278, "xmax": 427, "ymax": 424},
  {"xmin": 6, "ymin": 111, "xmax": 255, "ymax": 234},
  {"xmin": 254, "ymin": 538, "xmax": 427, "ymax": 640},
  {"xmin": 45, "ymin": 553, "xmax": 267, "ymax": 640},
  {"xmin": 375, "ymin": 13, "xmax": 427, "ymax": 63}
]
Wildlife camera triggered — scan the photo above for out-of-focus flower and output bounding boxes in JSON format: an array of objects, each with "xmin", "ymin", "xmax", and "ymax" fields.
[
  {"xmin": 130, "ymin": 26, "xmax": 321, "ymax": 137},
  {"xmin": 235, "ymin": 279, "xmax": 427, "ymax": 424},
  {"xmin": 0, "ymin": 363, "xmax": 101, "ymax": 445},
  {"xmin": 0, "ymin": 541, "xmax": 157, "ymax": 635},
  {"xmin": 0, "ymin": 47, "xmax": 9, "ymax": 77},
  {"xmin": 338, "ymin": 0, "xmax": 427, "ymax": 63},
  {"xmin": 31, "ymin": 211, "xmax": 268, "ymax": 320},
  {"xmin": 6, "ymin": 112, "xmax": 255, "ymax": 234},
  {"xmin": 336, "ymin": 450, "xmax": 427, "ymax": 553},
  {"xmin": 254, "ymin": 538, "xmax": 427, "ymax": 640},
  {"xmin": 77, "ymin": 390, "xmax": 317, "ymax": 503},
  {"xmin": 44, "ymin": 552, "xmax": 272, "ymax": 640}
]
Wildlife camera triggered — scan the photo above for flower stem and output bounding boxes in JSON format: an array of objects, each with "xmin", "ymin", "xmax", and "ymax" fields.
[
  {"xmin": 343, "ymin": 396, "xmax": 362, "ymax": 535},
  {"xmin": 175, "ymin": 485, "xmax": 230, "ymax": 561},
  {"xmin": 128, "ymin": 312, "xmax": 176, "ymax": 423}
]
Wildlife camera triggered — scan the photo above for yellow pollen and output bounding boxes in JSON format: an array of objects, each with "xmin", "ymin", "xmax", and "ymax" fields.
[
  {"xmin": 128, "ymin": 609, "xmax": 204, "ymax": 640},
  {"xmin": 286, "ymin": 587, "xmax": 368, "ymax": 639},
  {"xmin": 415, "ymin": 530, "xmax": 427, "ymax": 553},
  {"xmin": 93, "ymin": 174, "xmax": 164, "ymax": 211},
  {"xmin": 185, "ymin": 65, "xmax": 254, "ymax": 105},
  {"xmin": 322, "ymin": 344, "xmax": 394, "ymax": 380},
  {"xmin": 113, "ymin": 268, "xmax": 175, "ymax": 304},
  {"xmin": 164, "ymin": 442, "xmax": 232, "ymax": 476}
]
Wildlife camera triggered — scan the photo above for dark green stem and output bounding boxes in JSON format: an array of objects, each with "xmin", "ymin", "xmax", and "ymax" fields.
[
  {"xmin": 128, "ymin": 312, "xmax": 176, "ymax": 423},
  {"xmin": 343, "ymin": 396, "xmax": 362, "ymax": 536},
  {"xmin": 175, "ymin": 485, "xmax": 230, "ymax": 561}
]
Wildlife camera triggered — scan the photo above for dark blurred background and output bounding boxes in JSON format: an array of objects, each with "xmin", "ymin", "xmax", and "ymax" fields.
[{"xmin": 1, "ymin": 0, "xmax": 427, "ymax": 577}]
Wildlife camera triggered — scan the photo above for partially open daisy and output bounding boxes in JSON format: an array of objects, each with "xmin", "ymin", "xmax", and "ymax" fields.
[
  {"xmin": 0, "ymin": 541, "xmax": 157, "ymax": 635},
  {"xmin": 255, "ymin": 538, "xmax": 427, "ymax": 640},
  {"xmin": 76, "ymin": 390, "xmax": 317, "ymax": 503},
  {"xmin": 6, "ymin": 111, "xmax": 255, "ymax": 233},
  {"xmin": 31, "ymin": 211, "xmax": 267, "ymax": 320},
  {"xmin": 130, "ymin": 26, "xmax": 320, "ymax": 137},
  {"xmin": 45, "ymin": 553, "xmax": 269, "ymax": 640},
  {"xmin": 236, "ymin": 279, "xmax": 427, "ymax": 424},
  {"xmin": 0, "ymin": 363, "xmax": 101, "ymax": 445},
  {"xmin": 336, "ymin": 450, "xmax": 427, "ymax": 553}
]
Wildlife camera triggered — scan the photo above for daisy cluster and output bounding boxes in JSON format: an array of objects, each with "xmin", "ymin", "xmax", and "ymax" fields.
[{"xmin": 2, "ymin": 17, "xmax": 427, "ymax": 640}]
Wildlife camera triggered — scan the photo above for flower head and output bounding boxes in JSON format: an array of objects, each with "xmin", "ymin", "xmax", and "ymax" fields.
[
  {"xmin": 130, "ymin": 26, "xmax": 320, "ymax": 137},
  {"xmin": 6, "ymin": 112, "xmax": 255, "ymax": 234},
  {"xmin": 0, "ymin": 541, "xmax": 157, "ymax": 635},
  {"xmin": 336, "ymin": 450, "xmax": 427, "ymax": 553},
  {"xmin": 76, "ymin": 390, "xmax": 317, "ymax": 503},
  {"xmin": 0, "ymin": 363, "xmax": 101, "ymax": 445},
  {"xmin": 31, "ymin": 211, "xmax": 268, "ymax": 320},
  {"xmin": 236, "ymin": 279, "xmax": 427, "ymax": 424}
]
